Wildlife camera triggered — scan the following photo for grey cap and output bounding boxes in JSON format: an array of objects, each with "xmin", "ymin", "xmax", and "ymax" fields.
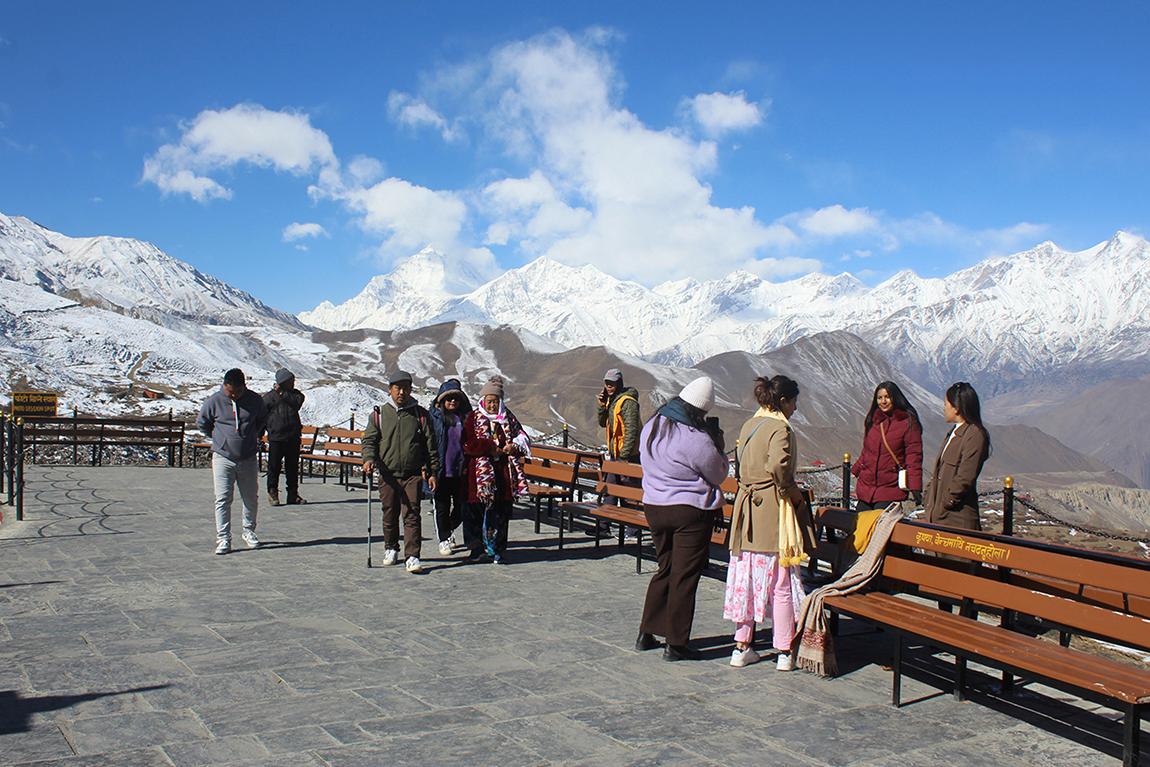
[
  {"xmin": 604, "ymin": 368, "xmax": 622, "ymax": 383},
  {"xmin": 388, "ymin": 370, "xmax": 413, "ymax": 386},
  {"xmin": 275, "ymin": 368, "xmax": 294, "ymax": 385}
]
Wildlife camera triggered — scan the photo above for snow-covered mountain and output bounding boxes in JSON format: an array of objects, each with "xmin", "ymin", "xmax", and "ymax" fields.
[
  {"xmin": 303, "ymin": 233, "xmax": 1150, "ymax": 396},
  {"xmin": 0, "ymin": 213, "xmax": 308, "ymax": 330}
]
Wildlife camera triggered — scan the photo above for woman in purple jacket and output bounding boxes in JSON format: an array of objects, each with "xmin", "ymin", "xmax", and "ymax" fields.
[{"xmin": 634, "ymin": 377, "xmax": 729, "ymax": 661}]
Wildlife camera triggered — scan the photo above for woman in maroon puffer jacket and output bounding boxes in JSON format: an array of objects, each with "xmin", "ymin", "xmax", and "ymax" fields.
[{"xmin": 851, "ymin": 381, "xmax": 923, "ymax": 510}]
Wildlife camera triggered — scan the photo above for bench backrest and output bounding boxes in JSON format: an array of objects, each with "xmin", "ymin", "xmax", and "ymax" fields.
[
  {"xmin": 23, "ymin": 417, "xmax": 186, "ymax": 444},
  {"xmin": 882, "ymin": 520, "xmax": 1150, "ymax": 652},
  {"xmin": 598, "ymin": 459, "xmax": 644, "ymax": 506},
  {"xmin": 319, "ymin": 428, "xmax": 363, "ymax": 455},
  {"xmin": 523, "ymin": 445, "xmax": 585, "ymax": 487}
]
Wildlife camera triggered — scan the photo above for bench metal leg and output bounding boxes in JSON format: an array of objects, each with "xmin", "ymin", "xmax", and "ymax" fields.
[
  {"xmin": 534, "ymin": 497, "xmax": 541, "ymax": 534},
  {"xmin": 635, "ymin": 529, "xmax": 643, "ymax": 574},
  {"xmin": 892, "ymin": 630, "xmax": 903, "ymax": 708},
  {"xmin": 558, "ymin": 509, "xmax": 565, "ymax": 550},
  {"xmin": 954, "ymin": 655, "xmax": 968, "ymax": 702},
  {"xmin": 1123, "ymin": 703, "xmax": 1142, "ymax": 767}
]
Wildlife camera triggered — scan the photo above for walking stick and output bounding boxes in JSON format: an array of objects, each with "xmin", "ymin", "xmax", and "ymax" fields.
[{"xmin": 367, "ymin": 469, "xmax": 374, "ymax": 568}]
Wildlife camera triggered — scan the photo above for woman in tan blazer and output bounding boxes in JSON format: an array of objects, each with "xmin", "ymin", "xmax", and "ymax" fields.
[
  {"xmin": 923, "ymin": 382, "xmax": 991, "ymax": 530},
  {"xmin": 723, "ymin": 375, "xmax": 816, "ymax": 670}
]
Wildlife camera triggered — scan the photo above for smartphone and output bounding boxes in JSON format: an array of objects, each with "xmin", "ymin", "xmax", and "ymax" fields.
[{"xmin": 705, "ymin": 416, "xmax": 719, "ymax": 431}]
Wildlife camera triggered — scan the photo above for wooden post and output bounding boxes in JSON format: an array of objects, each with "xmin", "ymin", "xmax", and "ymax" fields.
[
  {"xmin": 1003, "ymin": 476, "xmax": 1014, "ymax": 537},
  {"xmin": 842, "ymin": 453, "xmax": 852, "ymax": 510}
]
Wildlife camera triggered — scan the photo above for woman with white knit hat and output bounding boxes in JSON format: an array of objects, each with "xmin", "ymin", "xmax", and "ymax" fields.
[{"xmin": 634, "ymin": 376, "xmax": 729, "ymax": 661}]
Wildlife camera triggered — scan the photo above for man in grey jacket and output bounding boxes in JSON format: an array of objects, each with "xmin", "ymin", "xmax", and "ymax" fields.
[{"xmin": 197, "ymin": 368, "xmax": 269, "ymax": 555}]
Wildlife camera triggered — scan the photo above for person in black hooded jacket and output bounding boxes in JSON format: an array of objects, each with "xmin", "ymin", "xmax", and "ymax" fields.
[
  {"xmin": 264, "ymin": 368, "xmax": 306, "ymax": 506},
  {"xmin": 428, "ymin": 379, "xmax": 474, "ymax": 556}
]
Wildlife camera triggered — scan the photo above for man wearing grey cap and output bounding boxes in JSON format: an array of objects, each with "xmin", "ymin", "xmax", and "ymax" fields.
[
  {"xmin": 264, "ymin": 368, "xmax": 307, "ymax": 506},
  {"xmin": 597, "ymin": 368, "xmax": 642, "ymax": 511},
  {"xmin": 361, "ymin": 371, "xmax": 440, "ymax": 573}
]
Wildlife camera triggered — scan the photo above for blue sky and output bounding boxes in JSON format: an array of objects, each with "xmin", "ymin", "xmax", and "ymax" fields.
[{"xmin": 2, "ymin": 1, "xmax": 1149, "ymax": 313}]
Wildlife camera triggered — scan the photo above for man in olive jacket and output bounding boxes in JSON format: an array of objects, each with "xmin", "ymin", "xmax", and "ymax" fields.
[
  {"xmin": 596, "ymin": 368, "xmax": 641, "ymax": 509},
  {"xmin": 361, "ymin": 371, "xmax": 440, "ymax": 573}
]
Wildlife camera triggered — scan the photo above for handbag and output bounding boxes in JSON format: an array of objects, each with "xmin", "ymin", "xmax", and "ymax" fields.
[{"xmin": 879, "ymin": 423, "xmax": 909, "ymax": 491}]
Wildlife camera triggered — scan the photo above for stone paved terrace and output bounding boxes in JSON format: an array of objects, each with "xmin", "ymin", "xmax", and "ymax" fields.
[{"xmin": 0, "ymin": 464, "xmax": 1144, "ymax": 766}]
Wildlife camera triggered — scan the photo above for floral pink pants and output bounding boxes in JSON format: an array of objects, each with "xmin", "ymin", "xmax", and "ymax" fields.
[{"xmin": 723, "ymin": 551, "xmax": 805, "ymax": 651}]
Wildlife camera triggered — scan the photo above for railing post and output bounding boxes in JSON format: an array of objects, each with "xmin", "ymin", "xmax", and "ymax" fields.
[
  {"xmin": 0, "ymin": 413, "xmax": 6, "ymax": 495},
  {"xmin": 842, "ymin": 453, "xmax": 852, "ymax": 510},
  {"xmin": 6, "ymin": 416, "xmax": 15, "ymax": 507},
  {"xmin": 350, "ymin": 413, "xmax": 355, "ymax": 431},
  {"xmin": 1003, "ymin": 476, "xmax": 1014, "ymax": 537},
  {"xmin": 562, "ymin": 423, "xmax": 569, "ymax": 448},
  {"xmin": 15, "ymin": 418, "xmax": 24, "ymax": 521}
]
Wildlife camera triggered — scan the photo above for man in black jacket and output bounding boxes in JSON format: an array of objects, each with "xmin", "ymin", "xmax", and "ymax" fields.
[{"xmin": 264, "ymin": 368, "xmax": 307, "ymax": 506}]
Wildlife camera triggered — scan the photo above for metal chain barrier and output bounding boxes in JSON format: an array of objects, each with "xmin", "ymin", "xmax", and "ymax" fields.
[{"xmin": 1010, "ymin": 492, "xmax": 1150, "ymax": 544}]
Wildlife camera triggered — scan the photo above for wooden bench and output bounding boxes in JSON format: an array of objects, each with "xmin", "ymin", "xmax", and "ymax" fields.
[
  {"xmin": 22, "ymin": 416, "xmax": 187, "ymax": 467},
  {"xmin": 822, "ymin": 519, "xmax": 1150, "ymax": 767},
  {"xmin": 260, "ymin": 425, "xmax": 319, "ymax": 471},
  {"xmin": 807, "ymin": 505, "xmax": 873, "ymax": 581},
  {"xmin": 558, "ymin": 461, "xmax": 739, "ymax": 573},
  {"xmin": 523, "ymin": 445, "xmax": 601, "ymax": 534},
  {"xmin": 308, "ymin": 428, "xmax": 364, "ymax": 488}
]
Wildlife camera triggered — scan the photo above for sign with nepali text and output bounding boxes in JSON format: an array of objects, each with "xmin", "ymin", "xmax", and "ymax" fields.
[{"xmin": 11, "ymin": 391, "xmax": 58, "ymax": 418}]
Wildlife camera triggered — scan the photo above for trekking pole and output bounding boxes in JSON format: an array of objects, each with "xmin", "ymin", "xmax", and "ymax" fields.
[{"xmin": 367, "ymin": 469, "xmax": 374, "ymax": 568}]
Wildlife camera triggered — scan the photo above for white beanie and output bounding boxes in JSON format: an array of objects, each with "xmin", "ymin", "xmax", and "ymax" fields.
[{"xmin": 679, "ymin": 377, "xmax": 714, "ymax": 412}]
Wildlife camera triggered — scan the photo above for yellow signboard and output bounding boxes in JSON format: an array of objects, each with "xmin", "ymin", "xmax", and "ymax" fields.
[{"xmin": 12, "ymin": 391, "xmax": 59, "ymax": 418}]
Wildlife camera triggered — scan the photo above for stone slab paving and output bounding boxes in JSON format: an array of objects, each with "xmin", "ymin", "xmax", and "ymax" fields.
[{"xmin": 0, "ymin": 464, "xmax": 1144, "ymax": 766}]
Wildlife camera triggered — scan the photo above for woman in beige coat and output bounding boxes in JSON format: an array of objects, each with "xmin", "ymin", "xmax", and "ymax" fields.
[{"xmin": 723, "ymin": 375, "xmax": 816, "ymax": 670}]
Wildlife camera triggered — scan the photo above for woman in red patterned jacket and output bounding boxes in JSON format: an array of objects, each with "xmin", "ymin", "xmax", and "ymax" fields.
[
  {"xmin": 461, "ymin": 375, "xmax": 531, "ymax": 564},
  {"xmin": 851, "ymin": 381, "xmax": 923, "ymax": 510}
]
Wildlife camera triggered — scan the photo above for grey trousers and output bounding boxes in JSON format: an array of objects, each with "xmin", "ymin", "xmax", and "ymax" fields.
[{"xmin": 212, "ymin": 453, "xmax": 259, "ymax": 542}]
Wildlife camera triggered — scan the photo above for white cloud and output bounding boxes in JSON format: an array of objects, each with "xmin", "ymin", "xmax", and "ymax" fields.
[
  {"xmin": 387, "ymin": 92, "xmax": 459, "ymax": 142},
  {"xmin": 796, "ymin": 205, "xmax": 880, "ymax": 237},
  {"xmin": 341, "ymin": 177, "xmax": 468, "ymax": 254},
  {"xmin": 423, "ymin": 29, "xmax": 797, "ymax": 282},
  {"xmin": 683, "ymin": 91, "xmax": 766, "ymax": 138},
  {"xmin": 282, "ymin": 222, "xmax": 329, "ymax": 242},
  {"xmin": 142, "ymin": 103, "xmax": 339, "ymax": 202}
]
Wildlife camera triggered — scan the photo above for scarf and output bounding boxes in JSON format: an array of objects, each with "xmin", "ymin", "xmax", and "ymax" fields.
[
  {"xmin": 655, "ymin": 399, "xmax": 693, "ymax": 426},
  {"xmin": 755, "ymin": 408, "xmax": 806, "ymax": 567},
  {"xmin": 791, "ymin": 503, "xmax": 904, "ymax": 677},
  {"xmin": 472, "ymin": 405, "xmax": 530, "ymax": 509}
]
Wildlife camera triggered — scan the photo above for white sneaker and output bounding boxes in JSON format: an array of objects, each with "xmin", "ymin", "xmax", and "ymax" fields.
[
  {"xmin": 382, "ymin": 549, "xmax": 399, "ymax": 566},
  {"xmin": 405, "ymin": 556, "xmax": 423, "ymax": 573},
  {"xmin": 242, "ymin": 530, "xmax": 261, "ymax": 549},
  {"xmin": 776, "ymin": 653, "xmax": 794, "ymax": 672},
  {"xmin": 730, "ymin": 647, "xmax": 761, "ymax": 667},
  {"xmin": 448, "ymin": 534, "xmax": 458, "ymax": 548},
  {"xmin": 438, "ymin": 540, "xmax": 453, "ymax": 556},
  {"xmin": 214, "ymin": 539, "xmax": 230, "ymax": 555}
]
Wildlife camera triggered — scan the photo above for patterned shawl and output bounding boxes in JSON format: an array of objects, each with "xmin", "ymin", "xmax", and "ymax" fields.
[
  {"xmin": 473, "ymin": 405, "xmax": 530, "ymax": 509},
  {"xmin": 791, "ymin": 503, "xmax": 904, "ymax": 677}
]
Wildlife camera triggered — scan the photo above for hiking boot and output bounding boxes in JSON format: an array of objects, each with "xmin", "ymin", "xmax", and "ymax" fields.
[
  {"xmin": 268, "ymin": 489, "xmax": 281, "ymax": 506},
  {"xmin": 286, "ymin": 495, "xmax": 307, "ymax": 505}
]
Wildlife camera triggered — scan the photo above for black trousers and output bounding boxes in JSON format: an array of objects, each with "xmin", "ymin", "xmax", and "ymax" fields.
[
  {"xmin": 433, "ymin": 476, "xmax": 465, "ymax": 542},
  {"xmin": 266, "ymin": 437, "xmax": 301, "ymax": 499},
  {"xmin": 640, "ymin": 503, "xmax": 713, "ymax": 646}
]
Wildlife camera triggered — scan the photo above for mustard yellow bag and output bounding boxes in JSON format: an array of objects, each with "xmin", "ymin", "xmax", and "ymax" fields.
[{"xmin": 850, "ymin": 508, "xmax": 884, "ymax": 554}]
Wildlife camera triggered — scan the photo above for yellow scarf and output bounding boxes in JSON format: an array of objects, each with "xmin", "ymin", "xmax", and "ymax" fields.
[{"xmin": 756, "ymin": 407, "xmax": 807, "ymax": 567}]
